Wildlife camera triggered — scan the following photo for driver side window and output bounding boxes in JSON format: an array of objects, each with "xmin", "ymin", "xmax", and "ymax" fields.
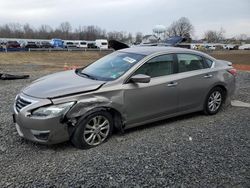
[{"xmin": 134, "ymin": 54, "xmax": 174, "ymax": 78}]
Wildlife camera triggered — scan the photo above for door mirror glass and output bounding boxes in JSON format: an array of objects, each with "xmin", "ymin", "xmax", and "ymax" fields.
[{"xmin": 130, "ymin": 74, "xmax": 151, "ymax": 83}]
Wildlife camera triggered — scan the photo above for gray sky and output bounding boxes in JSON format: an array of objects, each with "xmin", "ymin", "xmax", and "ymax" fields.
[{"xmin": 0, "ymin": 0, "xmax": 250, "ymax": 38}]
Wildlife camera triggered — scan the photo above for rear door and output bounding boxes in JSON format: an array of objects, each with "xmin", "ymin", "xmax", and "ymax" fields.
[
  {"xmin": 175, "ymin": 53, "xmax": 215, "ymax": 112},
  {"xmin": 123, "ymin": 54, "xmax": 179, "ymax": 126}
]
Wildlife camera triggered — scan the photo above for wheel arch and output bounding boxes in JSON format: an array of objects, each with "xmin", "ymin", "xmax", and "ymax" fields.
[
  {"xmin": 209, "ymin": 84, "xmax": 228, "ymax": 102},
  {"xmin": 203, "ymin": 84, "xmax": 228, "ymax": 115},
  {"xmin": 67, "ymin": 106, "xmax": 125, "ymax": 133}
]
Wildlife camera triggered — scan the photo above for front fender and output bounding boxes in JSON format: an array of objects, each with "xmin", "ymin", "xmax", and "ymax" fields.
[{"xmin": 66, "ymin": 96, "xmax": 112, "ymax": 118}]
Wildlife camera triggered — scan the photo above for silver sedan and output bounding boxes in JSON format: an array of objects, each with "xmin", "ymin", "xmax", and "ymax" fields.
[{"xmin": 13, "ymin": 47, "xmax": 236, "ymax": 149}]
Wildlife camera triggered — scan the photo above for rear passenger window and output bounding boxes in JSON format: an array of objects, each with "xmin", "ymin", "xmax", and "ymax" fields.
[
  {"xmin": 134, "ymin": 54, "xmax": 174, "ymax": 78},
  {"xmin": 177, "ymin": 54, "xmax": 205, "ymax": 73}
]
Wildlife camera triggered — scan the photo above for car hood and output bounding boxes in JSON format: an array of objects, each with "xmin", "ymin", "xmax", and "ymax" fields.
[{"xmin": 22, "ymin": 70, "xmax": 105, "ymax": 99}]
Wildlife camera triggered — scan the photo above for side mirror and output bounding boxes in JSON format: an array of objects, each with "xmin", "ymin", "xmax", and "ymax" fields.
[{"xmin": 130, "ymin": 74, "xmax": 151, "ymax": 83}]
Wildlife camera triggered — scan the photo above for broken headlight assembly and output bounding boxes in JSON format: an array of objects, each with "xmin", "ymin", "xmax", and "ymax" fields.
[{"xmin": 31, "ymin": 102, "xmax": 75, "ymax": 118}]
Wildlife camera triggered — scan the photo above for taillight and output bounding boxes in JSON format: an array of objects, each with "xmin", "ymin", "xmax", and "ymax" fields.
[{"xmin": 227, "ymin": 68, "xmax": 237, "ymax": 76}]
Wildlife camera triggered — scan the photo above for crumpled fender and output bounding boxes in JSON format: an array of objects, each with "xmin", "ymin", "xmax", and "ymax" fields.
[
  {"xmin": 65, "ymin": 92, "xmax": 126, "ymax": 133},
  {"xmin": 66, "ymin": 96, "xmax": 111, "ymax": 118},
  {"xmin": 66, "ymin": 91, "xmax": 126, "ymax": 121}
]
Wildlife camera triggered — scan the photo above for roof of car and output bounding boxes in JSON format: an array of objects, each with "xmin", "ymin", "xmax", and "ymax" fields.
[{"xmin": 118, "ymin": 46, "xmax": 213, "ymax": 59}]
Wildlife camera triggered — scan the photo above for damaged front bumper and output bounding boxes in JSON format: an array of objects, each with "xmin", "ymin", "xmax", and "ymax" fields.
[{"xmin": 13, "ymin": 94, "xmax": 70, "ymax": 144}]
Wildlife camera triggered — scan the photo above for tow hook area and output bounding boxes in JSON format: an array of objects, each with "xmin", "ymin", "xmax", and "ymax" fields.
[
  {"xmin": 63, "ymin": 117, "xmax": 78, "ymax": 138},
  {"xmin": 58, "ymin": 115, "xmax": 77, "ymax": 138},
  {"xmin": 67, "ymin": 118, "xmax": 78, "ymax": 126}
]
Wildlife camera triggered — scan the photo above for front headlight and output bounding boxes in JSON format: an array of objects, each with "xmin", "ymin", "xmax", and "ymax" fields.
[{"xmin": 32, "ymin": 102, "xmax": 75, "ymax": 118}]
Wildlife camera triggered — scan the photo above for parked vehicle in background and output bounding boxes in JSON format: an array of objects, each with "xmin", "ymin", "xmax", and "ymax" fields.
[
  {"xmin": 87, "ymin": 41, "xmax": 97, "ymax": 49},
  {"xmin": 223, "ymin": 44, "xmax": 238, "ymax": 50},
  {"xmin": 21, "ymin": 41, "xmax": 39, "ymax": 48},
  {"xmin": 13, "ymin": 47, "xmax": 236, "ymax": 149},
  {"xmin": 64, "ymin": 41, "xmax": 77, "ymax": 48},
  {"xmin": 239, "ymin": 44, "xmax": 250, "ymax": 50},
  {"xmin": 6, "ymin": 41, "xmax": 21, "ymax": 48},
  {"xmin": 208, "ymin": 45, "xmax": 216, "ymax": 50},
  {"xmin": 0, "ymin": 42, "xmax": 3, "ymax": 49},
  {"xmin": 95, "ymin": 39, "xmax": 108, "ymax": 49},
  {"xmin": 37, "ymin": 41, "xmax": 53, "ymax": 48},
  {"xmin": 190, "ymin": 44, "xmax": 198, "ymax": 50},
  {"xmin": 50, "ymin": 38, "xmax": 64, "ymax": 48},
  {"xmin": 76, "ymin": 41, "xmax": 88, "ymax": 48}
]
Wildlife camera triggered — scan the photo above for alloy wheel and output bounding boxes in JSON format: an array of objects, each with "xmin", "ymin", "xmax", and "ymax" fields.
[
  {"xmin": 208, "ymin": 91, "xmax": 222, "ymax": 112},
  {"xmin": 83, "ymin": 115, "xmax": 110, "ymax": 146}
]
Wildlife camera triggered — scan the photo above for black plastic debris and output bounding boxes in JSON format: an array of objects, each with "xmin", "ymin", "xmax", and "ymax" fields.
[{"xmin": 0, "ymin": 73, "xmax": 29, "ymax": 80}]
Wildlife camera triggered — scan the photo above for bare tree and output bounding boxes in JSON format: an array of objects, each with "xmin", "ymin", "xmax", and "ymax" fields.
[
  {"xmin": 82, "ymin": 25, "xmax": 105, "ymax": 40},
  {"xmin": 235, "ymin": 34, "xmax": 248, "ymax": 41},
  {"xmin": 23, "ymin": 23, "xmax": 35, "ymax": 38},
  {"xmin": 39, "ymin": 25, "xmax": 53, "ymax": 34},
  {"xmin": 166, "ymin": 17, "xmax": 193, "ymax": 38},
  {"xmin": 204, "ymin": 28, "xmax": 225, "ymax": 42},
  {"xmin": 0, "ymin": 22, "xmax": 134, "ymax": 41},
  {"xmin": 9, "ymin": 23, "xmax": 23, "ymax": 37},
  {"xmin": 106, "ymin": 31, "xmax": 134, "ymax": 44},
  {"xmin": 38, "ymin": 24, "xmax": 53, "ymax": 39},
  {"xmin": 127, "ymin": 33, "xmax": 133, "ymax": 44},
  {"xmin": 0, "ymin": 24, "xmax": 11, "ymax": 38},
  {"xmin": 107, "ymin": 31, "xmax": 128, "ymax": 42},
  {"xmin": 135, "ymin": 32, "xmax": 143, "ymax": 44},
  {"xmin": 58, "ymin": 22, "xmax": 72, "ymax": 39}
]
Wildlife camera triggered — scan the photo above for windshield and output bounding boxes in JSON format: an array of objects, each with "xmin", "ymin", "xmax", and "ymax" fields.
[{"xmin": 80, "ymin": 52, "xmax": 145, "ymax": 81}]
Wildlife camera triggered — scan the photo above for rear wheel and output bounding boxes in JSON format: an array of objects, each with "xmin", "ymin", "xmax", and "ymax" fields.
[
  {"xmin": 71, "ymin": 111, "xmax": 113, "ymax": 149},
  {"xmin": 204, "ymin": 87, "xmax": 225, "ymax": 115}
]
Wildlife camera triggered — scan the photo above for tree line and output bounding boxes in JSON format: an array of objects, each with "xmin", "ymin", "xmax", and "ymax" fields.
[
  {"xmin": 0, "ymin": 18, "xmax": 248, "ymax": 43},
  {"xmin": 0, "ymin": 22, "xmax": 136, "ymax": 43}
]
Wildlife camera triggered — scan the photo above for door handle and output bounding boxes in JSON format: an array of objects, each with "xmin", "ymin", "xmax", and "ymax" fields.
[
  {"xmin": 204, "ymin": 74, "xmax": 213, "ymax": 78},
  {"xmin": 167, "ymin": 82, "xmax": 178, "ymax": 87}
]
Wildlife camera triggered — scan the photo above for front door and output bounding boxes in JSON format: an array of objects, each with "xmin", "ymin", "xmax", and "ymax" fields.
[{"xmin": 123, "ymin": 54, "xmax": 179, "ymax": 126}]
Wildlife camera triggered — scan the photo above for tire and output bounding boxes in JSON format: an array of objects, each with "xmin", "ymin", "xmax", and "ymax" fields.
[
  {"xmin": 71, "ymin": 111, "xmax": 113, "ymax": 149},
  {"xmin": 204, "ymin": 87, "xmax": 225, "ymax": 115}
]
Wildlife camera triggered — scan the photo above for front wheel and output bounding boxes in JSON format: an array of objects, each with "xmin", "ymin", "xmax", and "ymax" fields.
[
  {"xmin": 204, "ymin": 87, "xmax": 225, "ymax": 115},
  {"xmin": 71, "ymin": 111, "xmax": 113, "ymax": 149}
]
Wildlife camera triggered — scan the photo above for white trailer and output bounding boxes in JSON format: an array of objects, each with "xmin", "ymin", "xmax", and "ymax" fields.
[
  {"xmin": 76, "ymin": 41, "xmax": 88, "ymax": 48},
  {"xmin": 95, "ymin": 39, "xmax": 108, "ymax": 49}
]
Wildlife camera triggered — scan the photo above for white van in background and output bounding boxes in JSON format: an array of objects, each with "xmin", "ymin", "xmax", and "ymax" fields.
[
  {"xmin": 95, "ymin": 39, "xmax": 108, "ymax": 49},
  {"xmin": 239, "ymin": 44, "xmax": 250, "ymax": 50},
  {"xmin": 64, "ymin": 41, "xmax": 77, "ymax": 48},
  {"xmin": 76, "ymin": 41, "xmax": 88, "ymax": 48}
]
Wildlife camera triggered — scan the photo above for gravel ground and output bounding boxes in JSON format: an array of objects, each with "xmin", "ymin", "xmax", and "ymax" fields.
[{"xmin": 0, "ymin": 70, "xmax": 250, "ymax": 188}]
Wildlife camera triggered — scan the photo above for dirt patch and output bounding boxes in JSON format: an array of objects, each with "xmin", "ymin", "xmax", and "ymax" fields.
[
  {"xmin": 0, "ymin": 51, "xmax": 111, "ymax": 73},
  {"xmin": 207, "ymin": 50, "xmax": 250, "ymax": 71},
  {"xmin": 233, "ymin": 64, "xmax": 250, "ymax": 71},
  {"xmin": 1, "ymin": 50, "xmax": 250, "ymax": 73},
  {"xmin": 208, "ymin": 50, "xmax": 250, "ymax": 65}
]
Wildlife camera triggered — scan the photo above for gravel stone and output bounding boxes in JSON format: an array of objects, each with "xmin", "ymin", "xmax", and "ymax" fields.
[{"xmin": 0, "ymin": 70, "xmax": 249, "ymax": 187}]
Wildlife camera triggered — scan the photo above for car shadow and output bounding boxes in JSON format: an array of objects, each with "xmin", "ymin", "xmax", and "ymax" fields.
[
  {"xmin": 18, "ymin": 111, "xmax": 210, "ymax": 151},
  {"xmin": 19, "ymin": 138, "xmax": 75, "ymax": 151},
  {"xmin": 123, "ymin": 111, "xmax": 203, "ymax": 134}
]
